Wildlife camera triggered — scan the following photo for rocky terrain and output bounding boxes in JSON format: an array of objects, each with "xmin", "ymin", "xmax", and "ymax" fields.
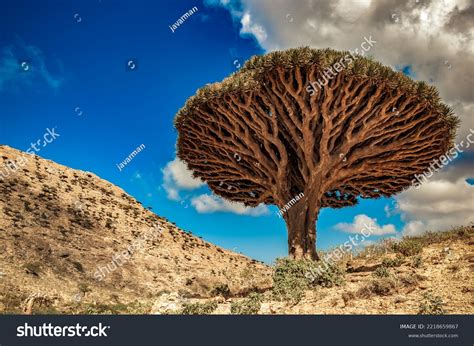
[
  {"xmin": 189, "ymin": 226, "xmax": 473, "ymax": 315},
  {"xmin": 0, "ymin": 145, "xmax": 472, "ymax": 315},
  {"xmin": 0, "ymin": 145, "xmax": 272, "ymax": 314}
]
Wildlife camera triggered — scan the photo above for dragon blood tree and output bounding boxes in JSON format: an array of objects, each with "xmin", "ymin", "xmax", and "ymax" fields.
[{"xmin": 174, "ymin": 48, "xmax": 458, "ymax": 260}]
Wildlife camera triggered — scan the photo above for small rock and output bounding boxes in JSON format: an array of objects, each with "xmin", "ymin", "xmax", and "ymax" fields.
[
  {"xmin": 214, "ymin": 296, "xmax": 225, "ymax": 304},
  {"xmin": 151, "ymin": 292, "xmax": 184, "ymax": 314},
  {"xmin": 394, "ymin": 295, "xmax": 407, "ymax": 304},
  {"xmin": 259, "ymin": 302, "xmax": 278, "ymax": 314}
]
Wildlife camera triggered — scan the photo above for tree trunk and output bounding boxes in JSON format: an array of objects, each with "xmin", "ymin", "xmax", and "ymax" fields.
[{"xmin": 283, "ymin": 200, "xmax": 320, "ymax": 261}]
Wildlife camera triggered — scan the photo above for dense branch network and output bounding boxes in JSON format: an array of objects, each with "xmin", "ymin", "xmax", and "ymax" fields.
[{"xmin": 176, "ymin": 49, "xmax": 456, "ymax": 212}]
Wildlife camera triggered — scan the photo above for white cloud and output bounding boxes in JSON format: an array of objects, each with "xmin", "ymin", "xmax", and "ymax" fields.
[
  {"xmin": 401, "ymin": 220, "xmax": 426, "ymax": 237},
  {"xmin": 204, "ymin": 0, "xmax": 268, "ymax": 44},
  {"xmin": 397, "ymin": 172, "xmax": 474, "ymax": 236},
  {"xmin": 334, "ymin": 214, "xmax": 397, "ymax": 235},
  {"xmin": 161, "ymin": 157, "xmax": 205, "ymax": 201},
  {"xmin": 240, "ymin": 12, "xmax": 268, "ymax": 43},
  {"xmin": 388, "ymin": 152, "xmax": 473, "ymax": 236},
  {"xmin": 191, "ymin": 193, "xmax": 269, "ymax": 216},
  {"xmin": 161, "ymin": 157, "xmax": 270, "ymax": 216}
]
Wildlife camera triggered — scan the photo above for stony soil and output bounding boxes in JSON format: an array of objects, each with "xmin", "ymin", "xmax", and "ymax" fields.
[{"xmin": 196, "ymin": 234, "xmax": 473, "ymax": 314}]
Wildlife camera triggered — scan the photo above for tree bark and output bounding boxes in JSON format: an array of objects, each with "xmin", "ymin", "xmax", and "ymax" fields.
[{"xmin": 283, "ymin": 200, "xmax": 320, "ymax": 261}]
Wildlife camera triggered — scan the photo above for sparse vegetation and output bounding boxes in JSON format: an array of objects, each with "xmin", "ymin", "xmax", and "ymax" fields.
[
  {"xmin": 381, "ymin": 255, "xmax": 404, "ymax": 268},
  {"xmin": 271, "ymin": 258, "xmax": 344, "ymax": 304},
  {"xmin": 179, "ymin": 301, "xmax": 218, "ymax": 315},
  {"xmin": 354, "ymin": 226, "xmax": 473, "ymax": 262},
  {"xmin": 392, "ymin": 239, "xmax": 423, "ymax": 256},
  {"xmin": 79, "ymin": 301, "xmax": 149, "ymax": 314},
  {"xmin": 411, "ymin": 255, "xmax": 423, "ymax": 268},
  {"xmin": 78, "ymin": 283, "xmax": 91, "ymax": 295},
  {"xmin": 370, "ymin": 277, "xmax": 398, "ymax": 296},
  {"xmin": 415, "ymin": 226, "xmax": 472, "ymax": 245},
  {"xmin": 309, "ymin": 261, "xmax": 345, "ymax": 288},
  {"xmin": 271, "ymin": 258, "xmax": 312, "ymax": 304},
  {"xmin": 358, "ymin": 277, "xmax": 398, "ymax": 298},
  {"xmin": 418, "ymin": 292, "xmax": 445, "ymax": 315},
  {"xmin": 230, "ymin": 293, "xmax": 262, "ymax": 315},
  {"xmin": 0, "ymin": 291, "xmax": 28, "ymax": 314},
  {"xmin": 373, "ymin": 265, "xmax": 391, "ymax": 278},
  {"xmin": 211, "ymin": 284, "xmax": 231, "ymax": 298}
]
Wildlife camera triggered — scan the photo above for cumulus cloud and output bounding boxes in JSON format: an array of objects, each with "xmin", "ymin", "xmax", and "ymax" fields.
[
  {"xmin": 161, "ymin": 157, "xmax": 205, "ymax": 200},
  {"xmin": 396, "ymin": 153, "xmax": 474, "ymax": 236},
  {"xmin": 240, "ymin": 12, "xmax": 268, "ymax": 42},
  {"xmin": 162, "ymin": 157, "xmax": 270, "ymax": 216},
  {"xmin": 204, "ymin": 0, "xmax": 270, "ymax": 45},
  {"xmin": 0, "ymin": 39, "xmax": 63, "ymax": 92},
  {"xmin": 401, "ymin": 220, "xmax": 426, "ymax": 237},
  {"xmin": 333, "ymin": 214, "xmax": 397, "ymax": 235},
  {"xmin": 191, "ymin": 193, "xmax": 269, "ymax": 216}
]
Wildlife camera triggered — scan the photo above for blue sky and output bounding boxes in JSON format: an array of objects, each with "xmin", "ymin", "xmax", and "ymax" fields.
[{"xmin": 0, "ymin": 0, "xmax": 452, "ymax": 264}]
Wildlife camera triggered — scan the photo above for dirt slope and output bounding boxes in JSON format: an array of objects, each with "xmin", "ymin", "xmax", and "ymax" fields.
[{"xmin": 0, "ymin": 145, "xmax": 272, "ymax": 314}]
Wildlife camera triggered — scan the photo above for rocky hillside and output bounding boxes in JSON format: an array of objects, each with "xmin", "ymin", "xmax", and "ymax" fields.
[{"xmin": 0, "ymin": 145, "xmax": 272, "ymax": 314}]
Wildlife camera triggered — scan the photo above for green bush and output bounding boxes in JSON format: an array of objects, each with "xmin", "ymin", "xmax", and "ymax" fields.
[
  {"xmin": 392, "ymin": 239, "xmax": 423, "ymax": 256},
  {"xmin": 78, "ymin": 283, "xmax": 91, "ymax": 295},
  {"xmin": 211, "ymin": 284, "xmax": 231, "ymax": 298},
  {"xmin": 373, "ymin": 266, "xmax": 391, "ymax": 278},
  {"xmin": 358, "ymin": 277, "xmax": 398, "ymax": 297},
  {"xmin": 418, "ymin": 293, "xmax": 445, "ymax": 315},
  {"xmin": 371, "ymin": 278, "xmax": 397, "ymax": 296},
  {"xmin": 80, "ymin": 301, "xmax": 148, "ymax": 314},
  {"xmin": 230, "ymin": 293, "xmax": 262, "ymax": 315},
  {"xmin": 411, "ymin": 255, "xmax": 423, "ymax": 268},
  {"xmin": 307, "ymin": 261, "xmax": 345, "ymax": 288},
  {"xmin": 381, "ymin": 255, "xmax": 404, "ymax": 267},
  {"xmin": 179, "ymin": 301, "xmax": 218, "ymax": 315},
  {"xmin": 271, "ymin": 258, "xmax": 344, "ymax": 304},
  {"xmin": 272, "ymin": 259, "xmax": 308, "ymax": 304}
]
